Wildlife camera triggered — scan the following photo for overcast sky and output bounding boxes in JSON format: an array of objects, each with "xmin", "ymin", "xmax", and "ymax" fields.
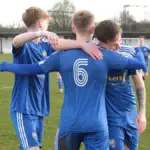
[{"xmin": 1, "ymin": 0, "xmax": 150, "ymax": 25}]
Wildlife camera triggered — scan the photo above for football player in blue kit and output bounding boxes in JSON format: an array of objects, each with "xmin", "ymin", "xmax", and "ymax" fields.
[
  {"xmin": 0, "ymin": 11, "xmax": 146, "ymax": 150},
  {"xmin": 56, "ymin": 36, "xmax": 64, "ymax": 94},
  {"xmin": 95, "ymin": 20, "xmax": 146, "ymax": 150},
  {"xmin": 3, "ymin": 7, "xmax": 101, "ymax": 150},
  {"xmin": 56, "ymin": 72, "xmax": 63, "ymax": 94},
  {"xmin": 137, "ymin": 36, "xmax": 150, "ymax": 79}
]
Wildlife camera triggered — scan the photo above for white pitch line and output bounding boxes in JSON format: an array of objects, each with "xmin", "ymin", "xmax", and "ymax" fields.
[{"xmin": 0, "ymin": 86, "xmax": 13, "ymax": 90}]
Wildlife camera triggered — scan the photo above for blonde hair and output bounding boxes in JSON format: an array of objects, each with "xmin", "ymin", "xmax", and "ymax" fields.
[{"xmin": 72, "ymin": 10, "xmax": 94, "ymax": 33}]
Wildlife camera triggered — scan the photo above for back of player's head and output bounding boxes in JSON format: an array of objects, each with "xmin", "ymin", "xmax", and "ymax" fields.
[
  {"xmin": 95, "ymin": 20, "xmax": 122, "ymax": 43},
  {"xmin": 22, "ymin": 7, "xmax": 50, "ymax": 28},
  {"xmin": 72, "ymin": 10, "xmax": 95, "ymax": 34}
]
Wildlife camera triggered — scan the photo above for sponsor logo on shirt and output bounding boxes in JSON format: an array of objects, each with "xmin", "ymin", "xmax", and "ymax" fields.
[
  {"xmin": 108, "ymin": 71, "xmax": 127, "ymax": 83},
  {"xmin": 108, "ymin": 76, "xmax": 124, "ymax": 81}
]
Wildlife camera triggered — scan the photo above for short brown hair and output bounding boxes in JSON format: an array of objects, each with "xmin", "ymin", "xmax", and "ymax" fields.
[
  {"xmin": 22, "ymin": 7, "xmax": 49, "ymax": 27},
  {"xmin": 72, "ymin": 10, "xmax": 94, "ymax": 33},
  {"xmin": 139, "ymin": 36, "xmax": 145, "ymax": 39},
  {"xmin": 95, "ymin": 20, "xmax": 122, "ymax": 43}
]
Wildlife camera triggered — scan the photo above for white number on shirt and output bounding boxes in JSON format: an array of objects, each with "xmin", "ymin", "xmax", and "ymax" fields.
[{"xmin": 73, "ymin": 59, "xmax": 88, "ymax": 87}]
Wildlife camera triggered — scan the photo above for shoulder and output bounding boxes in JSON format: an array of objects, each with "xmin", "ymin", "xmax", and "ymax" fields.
[
  {"xmin": 144, "ymin": 45, "xmax": 150, "ymax": 49},
  {"xmin": 61, "ymin": 48, "xmax": 83, "ymax": 54},
  {"xmin": 52, "ymin": 48, "xmax": 84, "ymax": 58},
  {"xmin": 120, "ymin": 43, "xmax": 134, "ymax": 51},
  {"xmin": 120, "ymin": 44, "xmax": 135, "ymax": 57},
  {"xmin": 99, "ymin": 48, "xmax": 121, "ymax": 60}
]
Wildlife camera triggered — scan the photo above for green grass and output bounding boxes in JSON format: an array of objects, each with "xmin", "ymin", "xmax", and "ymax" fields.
[{"xmin": 0, "ymin": 54, "xmax": 150, "ymax": 150}]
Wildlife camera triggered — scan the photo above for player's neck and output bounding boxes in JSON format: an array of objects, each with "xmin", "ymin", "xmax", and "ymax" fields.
[{"xmin": 76, "ymin": 34, "xmax": 93, "ymax": 42}]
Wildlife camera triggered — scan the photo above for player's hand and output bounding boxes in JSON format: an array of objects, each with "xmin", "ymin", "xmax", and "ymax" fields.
[
  {"xmin": 135, "ymin": 110, "xmax": 147, "ymax": 134},
  {"xmin": 59, "ymin": 36, "xmax": 64, "ymax": 39},
  {"xmin": 42, "ymin": 31, "xmax": 59, "ymax": 45},
  {"xmin": 82, "ymin": 43, "xmax": 103, "ymax": 60}
]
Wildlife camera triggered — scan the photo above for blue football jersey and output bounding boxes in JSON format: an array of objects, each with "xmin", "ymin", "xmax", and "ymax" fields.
[
  {"xmin": 106, "ymin": 44, "xmax": 138, "ymax": 125},
  {"xmin": 11, "ymin": 40, "xmax": 54, "ymax": 116},
  {"xmin": 38, "ymin": 48, "xmax": 143, "ymax": 133},
  {"xmin": 138, "ymin": 45, "xmax": 150, "ymax": 65}
]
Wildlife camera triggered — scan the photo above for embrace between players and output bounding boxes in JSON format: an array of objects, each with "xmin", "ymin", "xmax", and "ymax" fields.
[{"xmin": 0, "ymin": 6, "xmax": 147, "ymax": 150}]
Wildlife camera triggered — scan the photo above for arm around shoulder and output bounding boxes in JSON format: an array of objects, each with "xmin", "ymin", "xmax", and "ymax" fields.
[{"xmin": 13, "ymin": 32, "xmax": 40, "ymax": 49}]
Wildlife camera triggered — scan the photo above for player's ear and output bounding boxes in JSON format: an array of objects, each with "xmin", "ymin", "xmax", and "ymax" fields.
[
  {"xmin": 90, "ymin": 24, "xmax": 95, "ymax": 34},
  {"xmin": 39, "ymin": 19, "xmax": 44, "ymax": 29},
  {"xmin": 72, "ymin": 25, "xmax": 76, "ymax": 34},
  {"xmin": 91, "ymin": 25, "xmax": 95, "ymax": 33},
  {"xmin": 99, "ymin": 41, "xmax": 102, "ymax": 47},
  {"xmin": 99, "ymin": 41, "xmax": 104, "ymax": 48}
]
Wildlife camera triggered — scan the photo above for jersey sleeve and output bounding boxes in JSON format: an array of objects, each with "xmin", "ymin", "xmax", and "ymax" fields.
[
  {"xmin": 104, "ymin": 47, "xmax": 145, "ymax": 70},
  {"xmin": 122, "ymin": 45, "xmax": 140, "ymax": 75},
  {"xmin": 0, "ymin": 62, "xmax": 44, "ymax": 75},
  {"xmin": 39, "ymin": 51, "xmax": 60, "ymax": 73},
  {"xmin": 12, "ymin": 43, "xmax": 25, "ymax": 57},
  {"xmin": 0, "ymin": 51, "xmax": 60, "ymax": 75}
]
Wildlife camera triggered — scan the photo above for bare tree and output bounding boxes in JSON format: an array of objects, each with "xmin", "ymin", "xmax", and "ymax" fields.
[
  {"xmin": 48, "ymin": 0, "xmax": 76, "ymax": 31},
  {"xmin": 119, "ymin": 10, "xmax": 135, "ymax": 25},
  {"xmin": 117, "ymin": 10, "xmax": 137, "ymax": 31}
]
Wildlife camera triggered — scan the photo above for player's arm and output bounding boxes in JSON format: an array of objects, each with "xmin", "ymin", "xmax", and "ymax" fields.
[
  {"xmin": 132, "ymin": 73, "xmax": 146, "ymax": 134},
  {"xmin": 13, "ymin": 31, "xmax": 102, "ymax": 60},
  {"xmin": 13, "ymin": 31, "xmax": 59, "ymax": 48},
  {"xmin": 0, "ymin": 52, "xmax": 60, "ymax": 75},
  {"xmin": 12, "ymin": 31, "xmax": 59, "ymax": 54},
  {"xmin": 52, "ymin": 39, "xmax": 102, "ymax": 60},
  {"xmin": 105, "ymin": 47, "xmax": 145, "ymax": 70}
]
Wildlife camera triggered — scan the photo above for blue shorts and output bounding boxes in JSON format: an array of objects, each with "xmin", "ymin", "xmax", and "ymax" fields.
[
  {"xmin": 11, "ymin": 111, "xmax": 44, "ymax": 150},
  {"xmin": 54, "ymin": 129, "xmax": 109, "ymax": 150},
  {"xmin": 109, "ymin": 126, "xmax": 139, "ymax": 150}
]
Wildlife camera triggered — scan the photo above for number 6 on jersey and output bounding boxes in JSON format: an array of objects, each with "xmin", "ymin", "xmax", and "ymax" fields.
[{"xmin": 73, "ymin": 58, "xmax": 88, "ymax": 87}]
